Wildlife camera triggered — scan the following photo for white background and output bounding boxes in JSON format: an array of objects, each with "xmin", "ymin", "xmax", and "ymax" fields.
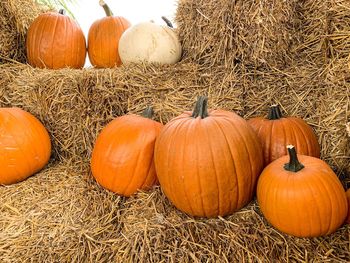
[{"xmin": 67, "ymin": 0, "xmax": 178, "ymax": 66}]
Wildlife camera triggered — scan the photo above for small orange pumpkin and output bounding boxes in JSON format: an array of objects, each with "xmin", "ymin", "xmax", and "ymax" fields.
[
  {"xmin": 90, "ymin": 107, "xmax": 163, "ymax": 197},
  {"xmin": 155, "ymin": 96, "xmax": 264, "ymax": 218},
  {"xmin": 0, "ymin": 108, "xmax": 51, "ymax": 185},
  {"xmin": 248, "ymin": 104, "xmax": 320, "ymax": 165},
  {"xmin": 26, "ymin": 9, "xmax": 86, "ymax": 69},
  {"xmin": 87, "ymin": 0, "xmax": 131, "ymax": 68},
  {"xmin": 257, "ymin": 145, "xmax": 348, "ymax": 237},
  {"xmin": 346, "ymin": 189, "xmax": 350, "ymax": 224}
]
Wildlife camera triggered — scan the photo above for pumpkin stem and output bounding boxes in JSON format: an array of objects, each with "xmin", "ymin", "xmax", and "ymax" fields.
[
  {"xmin": 191, "ymin": 96, "xmax": 209, "ymax": 119},
  {"xmin": 284, "ymin": 145, "xmax": 305, "ymax": 172},
  {"xmin": 268, "ymin": 104, "xmax": 283, "ymax": 120},
  {"xmin": 141, "ymin": 106, "xmax": 154, "ymax": 119},
  {"xmin": 99, "ymin": 0, "xmax": 114, "ymax": 17},
  {"xmin": 59, "ymin": 9, "xmax": 66, "ymax": 15},
  {"xmin": 161, "ymin": 16, "xmax": 173, "ymax": 28}
]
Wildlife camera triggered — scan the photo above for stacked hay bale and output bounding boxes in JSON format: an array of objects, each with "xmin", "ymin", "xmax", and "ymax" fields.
[
  {"xmin": 176, "ymin": 0, "xmax": 350, "ymax": 67},
  {"xmin": 242, "ymin": 60, "xmax": 350, "ymax": 179},
  {"xmin": 0, "ymin": 62, "xmax": 243, "ymax": 164},
  {"xmin": 0, "ymin": 164, "xmax": 349, "ymax": 262},
  {"xmin": 176, "ymin": 0, "xmax": 350, "ymax": 177},
  {"xmin": 328, "ymin": 0, "xmax": 350, "ymax": 59},
  {"xmin": 291, "ymin": 0, "xmax": 331, "ymax": 64},
  {"xmin": 320, "ymin": 58, "xmax": 350, "ymax": 180},
  {"xmin": 292, "ymin": 0, "xmax": 350, "ymax": 62},
  {"xmin": 176, "ymin": 0, "xmax": 299, "ymax": 69},
  {"xmin": 0, "ymin": 0, "xmax": 45, "ymax": 63}
]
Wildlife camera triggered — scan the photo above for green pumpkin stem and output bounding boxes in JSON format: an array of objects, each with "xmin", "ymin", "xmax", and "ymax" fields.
[
  {"xmin": 99, "ymin": 0, "xmax": 114, "ymax": 17},
  {"xmin": 191, "ymin": 96, "xmax": 209, "ymax": 119},
  {"xmin": 161, "ymin": 16, "xmax": 173, "ymax": 28},
  {"xmin": 141, "ymin": 106, "xmax": 154, "ymax": 119},
  {"xmin": 59, "ymin": 9, "xmax": 65, "ymax": 15},
  {"xmin": 284, "ymin": 145, "xmax": 305, "ymax": 172},
  {"xmin": 268, "ymin": 104, "xmax": 283, "ymax": 120}
]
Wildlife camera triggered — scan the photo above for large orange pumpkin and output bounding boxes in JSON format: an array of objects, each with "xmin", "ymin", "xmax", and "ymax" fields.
[
  {"xmin": 248, "ymin": 104, "xmax": 320, "ymax": 165},
  {"xmin": 26, "ymin": 9, "xmax": 86, "ymax": 69},
  {"xmin": 154, "ymin": 96, "xmax": 264, "ymax": 218},
  {"xmin": 257, "ymin": 145, "xmax": 348, "ymax": 237},
  {"xmin": 87, "ymin": 0, "xmax": 131, "ymax": 68},
  {"xmin": 90, "ymin": 107, "xmax": 163, "ymax": 197},
  {"xmin": 0, "ymin": 108, "xmax": 51, "ymax": 185}
]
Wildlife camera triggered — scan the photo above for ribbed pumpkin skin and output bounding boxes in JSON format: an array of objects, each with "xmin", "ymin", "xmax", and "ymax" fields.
[
  {"xmin": 26, "ymin": 11, "xmax": 86, "ymax": 69},
  {"xmin": 155, "ymin": 110, "xmax": 264, "ymax": 218},
  {"xmin": 257, "ymin": 154, "xmax": 348, "ymax": 237},
  {"xmin": 88, "ymin": 16, "xmax": 131, "ymax": 68},
  {"xmin": 91, "ymin": 114, "xmax": 163, "ymax": 197},
  {"xmin": 248, "ymin": 116, "xmax": 320, "ymax": 164},
  {"xmin": 346, "ymin": 189, "xmax": 350, "ymax": 224},
  {"xmin": 0, "ymin": 108, "xmax": 51, "ymax": 185}
]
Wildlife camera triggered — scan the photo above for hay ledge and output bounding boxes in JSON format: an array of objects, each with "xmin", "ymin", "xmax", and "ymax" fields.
[
  {"xmin": 0, "ymin": 0, "xmax": 46, "ymax": 63},
  {"xmin": 0, "ymin": 162, "xmax": 349, "ymax": 262},
  {"xmin": 0, "ymin": 62, "xmax": 243, "ymax": 164}
]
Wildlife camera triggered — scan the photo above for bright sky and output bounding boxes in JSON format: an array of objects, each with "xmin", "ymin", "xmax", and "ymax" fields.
[{"xmin": 67, "ymin": 0, "xmax": 178, "ymax": 66}]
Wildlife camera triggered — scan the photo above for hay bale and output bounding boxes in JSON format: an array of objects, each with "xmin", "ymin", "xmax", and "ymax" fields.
[
  {"xmin": 0, "ymin": 62, "xmax": 243, "ymax": 163},
  {"xmin": 176, "ymin": 0, "xmax": 298, "ymax": 69},
  {"xmin": 291, "ymin": 0, "xmax": 331, "ymax": 64},
  {"xmin": 0, "ymin": 63, "xmax": 21, "ymax": 106},
  {"xmin": 0, "ymin": 161, "xmax": 126, "ymax": 262},
  {"xmin": 292, "ymin": 0, "xmax": 350, "ymax": 62},
  {"xmin": 0, "ymin": 0, "xmax": 45, "ymax": 63},
  {"xmin": 320, "ymin": 58, "xmax": 350, "ymax": 178},
  {"xmin": 243, "ymin": 61, "xmax": 349, "ymax": 178},
  {"xmin": 118, "ymin": 189, "xmax": 349, "ymax": 262},
  {"xmin": 0, "ymin": 162, "xmax": 349, "ymax": 262},
  {"xmin": 328, "ymin": 0, "xmax": 350, "ymax": 59},
  {"xmin": 124, "ymin": 63, "xmax": 244, "ymax": 123},
  {"xmin": 176, "ymin": 0, "xmax": 350, "ymax": 69},
  {"xmin": 0, "ymin": 63, "xmax": 128, "ymax": 164}
]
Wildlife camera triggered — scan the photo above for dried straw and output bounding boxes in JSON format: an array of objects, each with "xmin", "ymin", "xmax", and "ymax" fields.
[
  {"xmin": 0, "ymin": 63, "xmax": 128, "ymax": 164},
  {"xmin": 0, "ymin": 161, "xmax": 349, "ymax": 262},
  {"xmin": 176, "ymin": 0, "xmax": 350, "ymax": 69},
  {"xmin": 0, "ymin": 62, "xmax": 243, "ymax": 164},
  {"xmin": 321, "ymin": 58, "xmax": 350, "ymax": 180},
  {"xmin": 243, "ymin": 60, "xmax": 349, "ymax": 179},
  {"xmin": 0, "ymin": 0, "xmax": 46, "ymax": 63},
  {"xmin": 175, "ymin": 0, "xmax": 299, "ymax": 69},
  {"xmin": 291, "ymin": 0, "xmax": 331, "ymax": 65},
  {"xmin": 328, "ymin": 0, "xmax": 350, "ymax": 59},
  {"xmin": 124, "ymin": 62, "xmax": 243, "ymax": 123}
]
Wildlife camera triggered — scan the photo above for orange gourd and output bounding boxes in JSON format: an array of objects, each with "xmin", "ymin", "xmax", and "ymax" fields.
[
  {"xmin": 90, "ymin": 107, "xmax": 163, "ymax": 197},
  {"xmin": 248, "ymin": 104, "xmax": 320, "ymax": 165},
  {"xmin": 26, "ymin": 9, "xmax": 86, "ymax": 69},
  {"xmin": 154, "ymin": 96, "xmax": 264, "ymax": 218},
  {"xmin": 87, "ymin": 0, "xmax": 131, "ymax": 68},
  {"xmin": 346, "ymin": 189, "xmax": 350, "ymax": 224},
  {"xmin": 257, "ymin": 145, "xmax": 348, "ymax": 237},
  {"xmin": 0, "ymin": 108, "xmax": 51, "ymax": 185}
]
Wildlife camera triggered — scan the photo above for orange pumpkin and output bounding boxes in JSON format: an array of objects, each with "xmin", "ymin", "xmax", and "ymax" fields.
[
  {"xmin": 346, "ymin": 189, "xmax": 350, "ymax": 224},
  {"xmin": 0, "ymin": 108, "xmax": 51, "ymax": 185},
  {"xmin": 87, "ymin": 0, "xmax": 131, "ymax": 68},
  {"xmin": 248, "ymin": 104, "xmax": 320, "ymax": 165},
  {"xmin": 257, "ymin": 145, "xmax": 348, "ymax": 237},
  {"xmin": 26, "ymin": 9, "xmax": 86, "ymax": 69},
  {"xmin": 154, "ymin": 96, "xmax": 264, "ymax": 218},
  {"xmin": 90, "ymin": 107, "xmax": 163, "ymax": 197}
]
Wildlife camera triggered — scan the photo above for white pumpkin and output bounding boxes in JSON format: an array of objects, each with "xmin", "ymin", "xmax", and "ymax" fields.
[{"xmin": 118, "ymin": 18, "xmax": 182, "ymax": 64}]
